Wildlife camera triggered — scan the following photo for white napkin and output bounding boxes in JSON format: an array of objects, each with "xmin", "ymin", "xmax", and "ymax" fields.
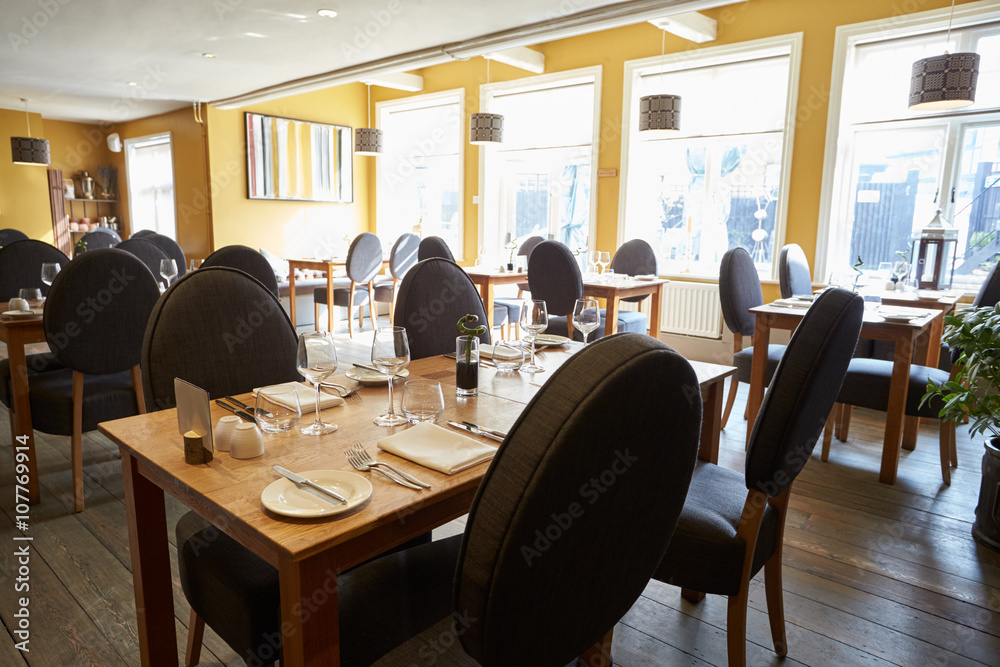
[
  {"xmin": 772, "ymin": 298, "xmax": 811, "ymax": 309},
  {"xmin": 634, "ymin": 274, "xmax": 657, "ymax": 281},
  {"xmin": 252, "ymin": 382, "xmax": 343, "ymax": 414},
  {"xmin": 478, "ymin": 343, "xmax": 525, "ymax": 361},
  {"xmin": 377, "ymin": 422, "xmax": 497, "ymax": 475}
]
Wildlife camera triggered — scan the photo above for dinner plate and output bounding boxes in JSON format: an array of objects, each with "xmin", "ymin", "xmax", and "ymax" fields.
[
  {"xmin": 1, "ymin": 310, "xmax": 41, "ymax": 320},
  {"xmin": 534, "ymin": 334, "xmax": 571, "ymax": 346},
  {"xmin": 876, "ymin": 307, "xmax": 930, "ymax": 323},
  {"xmin": 346, "ymin": 366, "xmax": 411, "ymax": 385},
  {"xmin": 261, "ymin": 469, "xmax": 372, "ymax": 518}
]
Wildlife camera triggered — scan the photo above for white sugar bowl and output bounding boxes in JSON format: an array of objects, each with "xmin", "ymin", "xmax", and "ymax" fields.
[
  {"xmin": 214, "ymin": 415, "xmax": 241, "ymax": 452},
  {"xmin": 229, "ymin": 422, "xmax": 264, "ymax": 459}
]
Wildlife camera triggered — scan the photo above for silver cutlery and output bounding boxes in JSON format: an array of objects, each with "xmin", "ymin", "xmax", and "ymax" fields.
[
  {"xmin": 353, "ymin": 362, "xmax": 407, "ymax": 379},
  {"xmin": 462, "ymin": 421, "xmax": 507, "ymax": 440},
  {"xmin": 226, "ymin": 395, "xmax": 271, "ymax": 418},
  {"xmin": 272, "ymin": 465, "xmax": 347, "ymax": 504},
  {"xmin": 215, "ymin": 399, "xmax": 256, "ymax": 423},
  {"xmin": 349, "ymin": 443, "xmax": 431, "ymax": 488},
  {"xmin": 322, "ymin": 382, "xmax": 361, "ymax": 399},
  {"xmin": 447, "ymin": 420, "xmax": 505, "ymax": 443},
  {"xmin": 345, "ymin": 448, "xmax": 423, "ymax": 490}
]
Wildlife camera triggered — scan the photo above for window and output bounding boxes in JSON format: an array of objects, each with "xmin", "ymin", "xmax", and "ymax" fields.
[
  {"xmin": 377, "ymin": 91, "xmax": 463, "ymax": 257},
  {"xmin": 620, "ymin": 35, "xmax": 802, "ymax": 279},
  {"xmin": 480, "ymin": 67, "xmax": 601, "ymax": 261},
  {"xmin": 124, "ymin": 133, "xmax": 176, "ymax": 239},
  {"xmin": 819, "ymin": 3, "xmax": 1000, "ymax": 293}
]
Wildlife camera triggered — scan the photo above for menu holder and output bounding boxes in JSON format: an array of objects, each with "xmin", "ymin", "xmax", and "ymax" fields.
[{"xmin": 175, "ymin": 378, "xmax": 214, "ymax": 464}]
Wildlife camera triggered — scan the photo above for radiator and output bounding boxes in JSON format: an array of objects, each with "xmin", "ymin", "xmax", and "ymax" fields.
[{"xmin": 659, "ymin": 281, "xmax": 723, "ymax": 339}]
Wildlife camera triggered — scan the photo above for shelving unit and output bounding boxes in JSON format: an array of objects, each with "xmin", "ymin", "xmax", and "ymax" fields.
[{"xmin": 66, "ymin": 197, "xmax": 121, "ymax": 257}]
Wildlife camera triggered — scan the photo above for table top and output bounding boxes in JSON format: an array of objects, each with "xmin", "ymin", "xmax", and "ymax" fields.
[{"xmin": 751, "ymin": 301, "xmax": 938, "ymax": 332}]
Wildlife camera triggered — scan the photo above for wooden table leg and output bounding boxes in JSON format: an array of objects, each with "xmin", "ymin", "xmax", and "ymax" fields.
[
  {"xmin": 603, "ymin": 295, "xmax": 620, "ymax": 336},
  {"xmin": 327, "ymin": 271, "xmax": 335, "ymax": 334},
  {"xmin": 278, "ymin": 550, "xmax": 342, "ymax": 666},
  {"xmin": 648, "ymin": 283, "xmax": 663, "ymax": 338},
  {"xmin": 289, "ymin": 271, "xmax": 297, "ymax": 328},
  {"xmin": 8, "ymin": 327, "xmax": 39, "ymax": 505},
  {"xmin": 746, "ymin": 315, "xmax": 771, "ymax": 447},
  {"xmin": 879, "ymin": 332, "xmax": 915, "ymax": 485},
  {"xmin": 699, "ymin": 379, "xmax": 723, "ymax": 464},
  {"xmin": 483, "ymin": 279, "xmax": 496, "ymax": 331},
  {"xmin": 122, "ymin": 451, "xmax": 178, "ymax": 666},
  {"xmin": 903, "ymin": 310, "xmax": 942, "ymax": 449}
]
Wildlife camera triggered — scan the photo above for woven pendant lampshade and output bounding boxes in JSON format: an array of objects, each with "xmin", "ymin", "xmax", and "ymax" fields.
[
  {"xmin": 470, "ymin": 112, "xmax": 504, "ymax": 144},
  {"xmin": 909, "ymin": 52, "xmax": 980, "ymax": 110},
  {"xmin": 11, "ymin": 98, "xmax": 49, "ymax": 166},
  {"xmin": 354, "ymin": 127, "xmax": 383, "ymax": 155},
  {"xmin": 639, "ymin": 93, "xmax": 681, "ymax": 135}
]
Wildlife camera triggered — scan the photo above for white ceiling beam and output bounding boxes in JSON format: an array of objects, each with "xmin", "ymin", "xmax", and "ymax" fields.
[
  {"xmin": 365, "ymin": 72, "xmax": 424, "ymax": 92},
  {"xmin": 648, "ymin": 11, "xmax": 717, "ymax": 44},
  {"xmin": 485, "ymin": 46, "xmax": 545, "ymax": 74}
]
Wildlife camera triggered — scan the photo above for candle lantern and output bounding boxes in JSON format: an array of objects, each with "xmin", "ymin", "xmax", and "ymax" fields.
[{"xmin": 910, "ymin": 208, "xmax": 958, "ymax": 290}]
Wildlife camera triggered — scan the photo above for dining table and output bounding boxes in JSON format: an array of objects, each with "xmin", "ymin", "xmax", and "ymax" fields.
[
  {"xmin": 99, "ymin": 342, "xmax": 734, "ymax": 665},
  {"xmin": 745, "ymin": 300, "xmax": 943, "ymax": 484},
  {"xmin": 286, "ymin": 257, "xmax": 390, "ymax": 331},
  {"xmin": 1, "ymin": 308, "xmax": 46, "ymax": 505}
]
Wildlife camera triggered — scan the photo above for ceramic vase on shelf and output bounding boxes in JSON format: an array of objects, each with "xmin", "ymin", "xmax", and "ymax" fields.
[{"xmin": 456, "ymin": 336, "xmax": 479, "ymax": 397}]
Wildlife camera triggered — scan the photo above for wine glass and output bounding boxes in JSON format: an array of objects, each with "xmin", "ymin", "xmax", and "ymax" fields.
[
  {"xmin": 892, "ymin": 261, "xmax": 909, "ymax": 289},
  {"xmin": 589, "ymin": 250, "xmax": 601, "ymax": 275},
  {"xmin": 372, "ymin": 326, "xmax": 410, "ymax": 426},
  {"xmin": 40, "ymin": 263, "xmax": 60, "ymax": 301},
  {"xmin": 296, "ymin": 331, "xmax": 339, "ymax": 435},
  {"xmin": 572, "ymin": 298, "xmax": 600, "ymax": 345},
  {"xmin": 599, "ymin": 251, "xmax": 611, "ymax": 273},
  {"xmin": 160, "ymin": 259, "xmax": 178, "ymax": 287},
  {"xmin": 520, "ymin": 299, "xmax": 548, "ymax": 373}
]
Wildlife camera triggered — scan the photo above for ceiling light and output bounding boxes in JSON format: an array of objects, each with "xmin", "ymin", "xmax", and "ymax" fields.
[
  {"xmin": 639, "ymin": 28, "xmax": 681, "ymax": 138},
  {"xmin": 244, "ymin": 32, "xmax": 266, "ymax": 38},
  {"xmin": 355, "ymin": 83, "xmax": 383, "ymax": 156},
  {"xmin": 11, "ymin": 98, "xmax": 50, "ymax": 166},
  {"xmin": 127, "ymin": 81, "xmax": 137, "ymax": 86},
  {"xmin": 470, "ymin": 58, "xmax": 503, "ymax": 145},
  {"xmin": 908, "ymin": 0, "xmax": 980, "ymax": 111},
  {"xmin": 202, "ymin": 52, "xmax": 216, "ymax": 59},
  {"xmin": 317, "ymin": 9, "xmax": 338, "ymax": 18}
]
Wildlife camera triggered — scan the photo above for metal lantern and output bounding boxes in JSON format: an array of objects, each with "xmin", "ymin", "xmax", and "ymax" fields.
[{"xmin": 910, "ymin": 208, "xmax": 958, "ymax": 290}]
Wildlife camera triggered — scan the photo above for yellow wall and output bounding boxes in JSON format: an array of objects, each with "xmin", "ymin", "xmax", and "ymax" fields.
[
  {"xmin": 0, "ymin": 109, "xmax": 53, "ymax": 242},
  {"xmin": 206, "ymin": 82, "xmax": 371, "ymax": 260}
]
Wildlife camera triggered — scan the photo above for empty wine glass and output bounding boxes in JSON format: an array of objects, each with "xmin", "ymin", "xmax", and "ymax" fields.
[
  {"xmin": 160, "ymin": 258, "xmax": 178, "ymax": 287},
  {"xmin": 520, "ymin": 299, "xmax": 548, "ymax": 373},
  {"xmin": 372, "ymin": 326, "xmax": 410, "ymax": 426},
  {"xmin": 599, "ymin": 251, "xmax": 611, "ymax": 272},
  {"xmin": 589, "ymin": 250, "xmax": 601, "ymax": 275},
  {"xmin": 573, "ymin": 298, "xmax": 600, "ymax": 345},
  {"xmin": 40, "ymin": 263, "xmax": 60, "ymax": 301},
  {"xmin": 296, "ymin": 331, "xmax": 339, "ymax": 435},
  {"xmin": 892, "ymin": 261, "xmax": 909, "ymax": 288}
]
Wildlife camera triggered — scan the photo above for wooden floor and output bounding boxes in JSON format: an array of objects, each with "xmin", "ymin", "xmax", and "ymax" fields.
[{"xmin": 2, "ymin": 320, "xmax": 999, "ymax": 666}]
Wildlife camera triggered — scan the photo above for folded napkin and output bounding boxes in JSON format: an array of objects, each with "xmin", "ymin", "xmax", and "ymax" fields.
[
  {"xmin": 253, "ymin": 382, "xmax": 343, "ymax": 414},
  {"xmin": 377, "ymin": 422, "xmax": 497, "ymax": 475},
  {"xmin": 478, "ymin": 343, "xmax": 525, "ymax": 361},
  {"xmin": 772, "ymin": 298, "xmax": 811, "ymax": 309},
  {"xmin": 634, "ymin": 274, "xmax": 657, "ymax": 281}
]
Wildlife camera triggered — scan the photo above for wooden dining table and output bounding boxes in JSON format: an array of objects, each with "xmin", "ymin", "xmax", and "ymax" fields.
[
  {"xmin": 99, "ymin": 343, "xmax": 734, "ymax": 665},
  {"xmin": 286, "ymin": 257, "xmax": 390, "ymax": 331},
  {"xmin": 1, "ymin": 310, "xmax": 46, "ymax": 505},
  {"xmin": 745, "ymin": 302, "xmax": 942, "ymax": 484}
]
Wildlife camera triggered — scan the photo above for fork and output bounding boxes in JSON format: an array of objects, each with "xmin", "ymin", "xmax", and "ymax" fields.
[
  {"xmin": 345, "ymin": 449, "xmax": 423, "ymax": 490},
  {"xmin": 349, "ymin": 443, "xmax": 431, "ymax": 489},
  {"xmin": 323, "ymin": 382, "xmax": 360, "ymax": 399}
]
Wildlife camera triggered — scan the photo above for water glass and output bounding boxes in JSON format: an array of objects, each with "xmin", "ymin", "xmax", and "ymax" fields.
[
  {"xmin": 255, "ymin": 385, "xmax": 302, "ymax": 433},
  {"xmin": 19, "ymin": 288, "xmax": 42, "ymax": 305},
  {"xmin": 401, "ymin": 380, "xmax": 445, "ymax": 423},
  {"xmin": 493, "ymin": 343, "xmax": 524, "ymax": 372}
]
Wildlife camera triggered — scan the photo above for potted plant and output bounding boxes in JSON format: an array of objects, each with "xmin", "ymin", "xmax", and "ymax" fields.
[
  {"xmin": 74, "ymin": 238, "xmax": 88, "ymax": 254},
  {"xmin": 923, "ymin": 302, "xmax": 1000, "ymax": 551},
  {"xmin": 456, "ymin": 314, "xmax": 486, "ymax": 397}
]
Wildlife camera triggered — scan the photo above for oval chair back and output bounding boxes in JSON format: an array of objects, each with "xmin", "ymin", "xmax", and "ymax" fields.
[
  {"xmin": 393, "ymin": 258, "xmax": 491, "ymax": 360},
  {"xmin": 388, "ymin": 232, "xmax": 420, "ymax": 279},
  {"xmin": 141, "ymin": 267, "xmax": 299, "ymax": 410},
  {"xmin": 973, "ymin": 260, "xmax": 1000, "ymax": 308},
  {"xmin": 0, "ymin": 239, "xmax": 69, "ymax": 301},
  {"xmin": 346, "ymin": 232, "xmax": 384, "ymax": 284},
  {"xmin": 0, "ymin": 228, "xmax": 28, "ymax": 247},
  {"xmin": 116, "ymin": 238, "xmax": 171, "ymax": 287},
  {"xmin": 144, "ymin": 232, "xmax": 187, "ymax": 278},
  {"xmin": 527, "ymin": 240, "xmax": 582, "ymax": 316},
  {"xmin": 719, "ymin": 247, "xmax": 763, "ymax": 337},
  {"xmin": 610, "ymin": 239, "xmax": 658, "ymax": 302},
  {"xmin": 130, "ymin": 229, "xmax": 157, "ymax": 239},
  {"xmin": 517, "ymin": 235, "xmax": 545, "ymax": 259},
  {"xmin": 417, "ymin": 235, "xmax": 454, "ymax": 261},
  {"xmin": 202, "ymin": 244, "xmax": 279, "ymax": 297},
  {"xmin": 778, "ymin": 243, "xmax": 812, "ymax": 299},
  {"xmin": 455, "ymin": 333, "xmax": 702, "ymax": 664},
  {"xmin": 77, "ymin": 230, "xmax": 119, "ymax": 251}
]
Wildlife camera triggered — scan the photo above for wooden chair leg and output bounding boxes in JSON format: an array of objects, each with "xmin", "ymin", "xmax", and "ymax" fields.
[
  {"xmin": 763, "ymin": 552, "xmax": 788, "ymax": 657},
  {"xmin": 347, "ymin": 292, "xmax": 355, "ymax": 338},
  {"xmin": 822, "ymin": 408, "xmax": 835, "ymax": 461},
  {"xmin": 939, "ymin": 420, "xmax": 952, "ymax": 485},
  {"xmin": 185, "ymin": 609, "xmax": 205, "ymax": 667},
  {"xmin": 72, "ymin": 370, "xmax": 85, "ymax": 513},
  {"xmin": 368, "ymin": 286, "xmax": 377, "ymax": 331},
  {"xmin": 578, "ymin": 627, "xmax": 614, "ymax": 667},
  {"xmin": 681, "ymin": 588, "xmax": 706, "ymax": 603},
  {"xmin": 836, "ymin": 404, "xmax": 853, "ymax": 441},
  {"xmin": 131, "ymin": 365, "xmax": 146, "ymax": 414},
  {"xmin": 314, "ymin": 302, "xmax": 321, "ymax": 331},
  {"xmin": 949, "ymin": 421, "xmax": 958, "ymax": 468},
  {"xmin": 727, "ymin": 589, "xmax": 749, "ymax": 667},
  {"xmin": 721, "ymin": 376, "xmax": 739, "ymax": 429}
]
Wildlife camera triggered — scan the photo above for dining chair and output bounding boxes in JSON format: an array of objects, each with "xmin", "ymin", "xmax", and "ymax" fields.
[
  {"xmin": 130, "ymin": 229, "xmax": 157, "ymax": 239},
  {"xmin": 76, "ymin": 229, "xmax": 119, "ymax": 251},
  {"xmin": 527, "ymin": 240, "xmax": 647, "ymax": 340},
  {"xmin": 417, "ymin": 235, "xmax": 454, "ymax": 261},
  {"xmin": 393, "ymin": 257, "xmax": 492, "ymax": 360},
  {"xmin": 201, "ymin": 244, "xmax": 279, "ymax": 297},
  {"xmin": 143, "ymin": 232, "xmax": 188, "ymax": 279},
  {"xmin": 719, "ymin": 246, "xmax": 786, "ymax": 429},
  {"xmin": 651, "ymin": 288, "xmax": 864, "ymax": 667},
  {"xmin": 313, "ymin": 232, "xmax": 382, "ymax": 337},
  {"xmin": 0, "ymin": 228, "xmax": 28, "ymax": 247},
  {"xmin": 778, "ymin": 243, "xmax": 812, "ymax": 298},
  {"xmin": 16, "ymin": 249, "xmax": 159, "ymax": 511},
  {"xmin": 373, "ymin": 232, "xmax": 420, "ymax": 325},
  {"xmin": 514, "ymin": 234, "xmax": 545, "ymax": 297},
  {"xmin": 115, "ymin": 238, "xmax": 171, "ymax": 288}
]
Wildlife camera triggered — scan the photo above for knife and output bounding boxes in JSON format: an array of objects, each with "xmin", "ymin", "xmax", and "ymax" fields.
[
  {"xmin": 463, "ymin": 421, "xmax": 508, "ymax": 441},
  {"xmin": 226, "ymin": 395, "xmax": 272, "ymax": 419},
  {"xmin": 447, "ymin": 421, "xmax": 504, "ymax": 443},
  {"xmin": 215, "ymin": 399, "xmax": 256, "ymax": 423},
  {"xmin": 272, "ymin": 466, "xmax": 347, "ymax": 504},
  {"xmin": 353, "ymin": 362, "xmax": 407, "ymax": 379}
]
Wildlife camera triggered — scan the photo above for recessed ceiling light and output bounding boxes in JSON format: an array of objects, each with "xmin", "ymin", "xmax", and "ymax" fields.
[
  {"xmin": 244, "ymin": 32, "xmax": 265, "ymax": 38},
  {"xmin": 202, "ymin": 52, "xmax": 216, "ymax": 59},
  {"xmin": 127, "ymin": 81, "xmax": 137, "ymax": 86},
  {"xmin": 317, "ymin": 9, "xmax": 337, "ymax": 18}
]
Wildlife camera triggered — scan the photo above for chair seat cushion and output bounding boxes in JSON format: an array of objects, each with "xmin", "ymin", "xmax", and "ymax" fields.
[
  {"xmin": 494, "ymin": 298, "xmax": 522, "ymax": 326},
  {"xmin": 546, "ymin": 309, "xmax": 647, "ymax": 340},
  {"xmin": 28, "ymin": 368, "xmax": 138, "ymax": 435},
  {"xmin": 0, "ymin": 353, "xmax": 66, "ymax": 408},
  {"xmin": 492, "ymin": 304, "xmax": 508, "ymax": 327},
  {"xmin": 837, "ymin": 357, "xmax": 950, "ymax": 418},
  {"xmin": 314, "ymin": 283, "xmax": 370, "ymax": 307},
  {"xmin": 653, "ymin": 461, "xmax": 778, "ymax": 596},
  {"xmin": 733, "ymin": 344, "xmax": 785, "ymax": 385},
  {"xmin": 516, "ymin": 281, "xmax": 530, "ymax": 292},
  {"xmin": 373, "ymin": 280, "xmax": 395, "ymax": 302}
]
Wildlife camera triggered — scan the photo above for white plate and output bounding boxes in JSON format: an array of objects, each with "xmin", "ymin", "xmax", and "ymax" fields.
[
  {"xmin": 534, "ymin": 334, "xmax": 571, "ymax": 346},
  {"xmin": 261, "ymin": 470, "xmax": 372, "ymax": 518},
  {"xmin": 1, "ymin": 310, "xmax": 40, "ymax": 320},
  {"xmin": 346, "ymin": 366, "xmax": 411, "ymax": 385},
  {"xmin": 877, "ymin": 307, "xmax": 930, "ymax": 323}
]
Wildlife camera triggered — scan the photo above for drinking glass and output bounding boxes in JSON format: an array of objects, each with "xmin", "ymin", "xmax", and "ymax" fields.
[
  {"xmin": 877, "ymin": 262, "xmax": 893, "ymax": 280},
  {"xmin": 892, "ymin": 261, "xmax": 909, "ymax": 289},
  {"xmin": 572, "ymin": 298, "xmax": 600, "ymax": 345},
  {"xmin": 401, "ymin": 380, "xmax": 445, "ymax": 424},
  {"xmin": 372, "ymin": 326, "xmax": 410, "ymax": 426},
  {"xmin": 18, "ymin": 288, "xmax": 42, "ymax": 305},
  {"xmin": 296, "ymin": 331, "xmax": 339, "ymax": 435},
  {"xmin": 520, "ymin": 299, "xmax": 548, "ymax": 373},
  {"xmin": 589, "ymin": 250, "xmax": 601, "ymax": 275},
  {"xmin": 599, "ymin": 251, "xmax": 611, "ymax": 273},
  {"xmin": 40, "ymin": 263, "xmax": 60, "ymax": 296},
  {"xmin": 189, "ymin": 259, "xmax": 203, "ymax": 272},
  {"xmin": 255, "ymin": 385, "xmax": 302, "ymax": 433},
  {"xmin": 160, "ymin": 259, "xmax": 178, "ymax": 286},
  {"xmin": 493, "ymin": 343, "xmax": 524, "ymax": 372}
]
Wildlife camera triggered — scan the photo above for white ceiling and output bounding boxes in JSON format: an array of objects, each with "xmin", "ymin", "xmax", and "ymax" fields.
[{"xmin": 0, "ymin": 0, "xmax": 651, "ymax": 124}]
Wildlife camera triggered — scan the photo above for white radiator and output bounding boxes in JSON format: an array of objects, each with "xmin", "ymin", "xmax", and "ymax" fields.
[{"xmin": 659, "ymin": 281, "xmax": 723, "ymax": 339}]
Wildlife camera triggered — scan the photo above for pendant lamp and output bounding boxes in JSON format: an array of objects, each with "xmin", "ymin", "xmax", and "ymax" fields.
[
  {"xmin": 908, "ymin": 0, "xmax": 980, "ymax": 111},
  {"xmin": 11, "ymin": 98, "xmax": 50, "ymax": 166},
  {"xmin": 639, "ymin": 28, "xmax": 681, "ymax": 137},
  {"xmin": 471, "ymin": 57, "xmax": 503, "ymax": 145},
  {"xmin": 355, "ymin": 83, "xmax": 383, "ymax": 155}
]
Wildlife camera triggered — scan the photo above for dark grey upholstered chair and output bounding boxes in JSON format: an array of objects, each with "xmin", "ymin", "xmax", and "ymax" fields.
[
  {"xmin": 115, "ymin": 238, "xmax": 170, "ymax": 289},
  {"xmin": 373, "ymin": 232, "xmax": 420, "ymax": 325},
  {"xmin": 313, "ymin": 232, "xmax": 382, "ymax": 337},
  {"xmin": 27, "ymin": 249, "xmax": 159, "ymax": 511},
  {"xmin": 417, "ymin": 235, "xmax": 454, "ymax": 261},
  {"xmin": 652, "ymin": 288, "xmax": 863, "ymax": 667},
  {"xmin": 0, "ymin": 228, "xmax": 28, "ymax": 246},
  {"xmin": 719, "ymin": 247, "xmax": 786, "ymax": 429},
  {"xmin": 0, "ymin": 241, "xmax": 70, "ymax": 411},
  {"xmin": 130, "ymin": 229, "xmax": 156, "ymax": 239},
  {"xmin": 201, "ymin": 244, "xmax": 279, "ymax": 297},
  {"xmin": 77, "ymin": 229, "xmax": 119, "ymax": 251},
  {"xmin": 610, "ymin": 238, "xmax": 658, "ymax": 307},
  {"xmin": 527, "ymin": 240, "xmax": 647, "ymax": 340},
  {"xmin": 143, "ymin": 232, "xmax": 187, "ymax": 278},
  {"xmin": 393, "ymin": 258, "xmax": 492, "ymax": 360},
  {"xmin": 515, "ymin": 234, "xmax": 545, "ymax": 295},
  {"xmin": 778, "ymin": 243, "xmax": 812, "ymax": 298}
]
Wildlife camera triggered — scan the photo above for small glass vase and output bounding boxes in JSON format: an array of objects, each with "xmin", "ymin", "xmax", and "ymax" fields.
[{"xmin": 456, "ymin": 336, "xmax": 479, "ymax": 397}]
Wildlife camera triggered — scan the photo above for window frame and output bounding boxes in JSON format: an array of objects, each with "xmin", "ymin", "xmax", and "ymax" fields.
[
  {"xmin": 618, "ymin": 33, "xmax": 803, "ymax": 281},
  {"xmin": 123, "ymin": 131, "xmax": 177, "ymax": 240}
]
